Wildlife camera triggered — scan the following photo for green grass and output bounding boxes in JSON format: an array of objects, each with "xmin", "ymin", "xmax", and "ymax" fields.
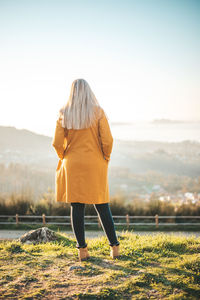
[{"xmin": 0, "ymin": 230, "xmax": 200, "ymax": 299}]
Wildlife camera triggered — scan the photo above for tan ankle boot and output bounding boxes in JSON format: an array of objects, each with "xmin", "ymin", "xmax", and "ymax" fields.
[
  {"xmin": 78, "ymin": 246, "xmax": 90, "ymax": 261},
  {"xmin": 110, "ymin": 245, "xmax": 120, "ymax": 259}
]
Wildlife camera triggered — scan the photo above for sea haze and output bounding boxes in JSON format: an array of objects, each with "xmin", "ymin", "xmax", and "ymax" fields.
[{"xmin": 110, "ymin": 120, "xmax": 200, "ymax": 142}]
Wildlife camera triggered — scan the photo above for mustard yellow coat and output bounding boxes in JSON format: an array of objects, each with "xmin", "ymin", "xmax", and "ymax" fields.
[{"xmin": 52, "ymin": 107, "xmax": 113, "ymax": 204}]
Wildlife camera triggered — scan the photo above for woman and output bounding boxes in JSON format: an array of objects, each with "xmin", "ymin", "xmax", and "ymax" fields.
[{"xmin": 52, "ymin": 78, "xmax": 120, "ymax": 261}]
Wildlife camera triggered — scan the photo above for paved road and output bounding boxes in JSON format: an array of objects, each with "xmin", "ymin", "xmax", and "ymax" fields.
[{"xmin": 0, "ymin": 230, "xmax": 200, "ymax": 240}]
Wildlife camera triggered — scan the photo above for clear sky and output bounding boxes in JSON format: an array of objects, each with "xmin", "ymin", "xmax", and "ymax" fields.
[{"xmin": 0, "ymin": 0, "xmax": 199, "ymax": 137}]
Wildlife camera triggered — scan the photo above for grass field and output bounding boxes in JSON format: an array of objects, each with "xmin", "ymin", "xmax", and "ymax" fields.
[{"xmin": 0, "ymin": 230, "xmax": 200, "ymax": 299}]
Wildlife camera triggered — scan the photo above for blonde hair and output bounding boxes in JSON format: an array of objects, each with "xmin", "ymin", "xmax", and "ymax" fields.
[{"xmin": 59, "ymin": 79, "xmax": 106, "ymax": 129}]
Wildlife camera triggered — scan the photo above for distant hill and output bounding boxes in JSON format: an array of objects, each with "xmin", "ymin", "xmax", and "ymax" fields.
[
  {"xmin": 151, "ymin": 118, "xmax": 198, "ymax": 124},
  {"xmin": 0, "ymin": 125, "xmax": 200, "ymax": 201},
  {"xmin": 1, "ymin": 124, "xmax": 200, "ymax": 169},
  {"xmin": 0, "ymin": 125, "xmax": 52, "ymax": 152},
  {"xmin": 0, "ymin": 125, "xmax": 55, "ymax": 168},
  {"xmin": 1, "ymin": 124, "xmax": 200, "ymax": 171}
]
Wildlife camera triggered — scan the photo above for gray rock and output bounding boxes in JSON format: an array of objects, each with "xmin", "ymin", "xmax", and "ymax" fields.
[{"xmin": 18, "ymin": 227, "xmax": 58, "ymax": 244}]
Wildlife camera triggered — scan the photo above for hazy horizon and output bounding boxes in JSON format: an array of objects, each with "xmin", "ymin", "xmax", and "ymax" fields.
[{"xmin": 1, "ymin": 117, "xmax": 200, "ymax": 143}]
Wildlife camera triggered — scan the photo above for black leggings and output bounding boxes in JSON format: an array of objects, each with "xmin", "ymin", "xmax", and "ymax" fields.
[{"xmin": 70, "ymin": 202, "xmax": 120, "ymax": 249}]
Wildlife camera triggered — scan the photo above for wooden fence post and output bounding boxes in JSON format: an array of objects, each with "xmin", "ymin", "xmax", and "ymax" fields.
[
  {"xmin": 155, "ymin": 214, "xmax": 159, "ymax": 228},
  {"xmin": 16, "ymin": 214, "xmax": 19, "ymax": 225},
  {"xmin": 126, "ymin": 214, "xmax": 130, "ymax": 229},
  {"xmin": 42, "ymin": 213, "xmax": 46, "ymax": 225}
]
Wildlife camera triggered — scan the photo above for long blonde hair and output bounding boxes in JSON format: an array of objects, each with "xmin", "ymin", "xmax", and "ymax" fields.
[{"xmin": 59, "ymin": 79, "xmax": 105, "ymax": 129}]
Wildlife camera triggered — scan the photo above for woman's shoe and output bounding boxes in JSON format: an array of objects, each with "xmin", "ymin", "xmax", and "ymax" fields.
[
  {"xmin": 110, "ymin": 244, "xmax": 120, "ymax": 259},
  {"xmin": 78, "ymin": 246, "xmax": 90, "ymax": 261}
]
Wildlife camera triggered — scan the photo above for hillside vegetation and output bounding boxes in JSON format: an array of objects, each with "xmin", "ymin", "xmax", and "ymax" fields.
[
  {"xmin": 1, "ymin": 191, "xmax": 200, "ymax": 218},
  {"xmin": 0, "ymin": 231, "xmax": 200, "ymax": 299}
]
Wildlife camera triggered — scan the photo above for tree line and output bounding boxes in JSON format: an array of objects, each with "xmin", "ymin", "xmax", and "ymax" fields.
[{"xmin": 0, "ymin": 189, "xmax": 199, "ymax": 217}]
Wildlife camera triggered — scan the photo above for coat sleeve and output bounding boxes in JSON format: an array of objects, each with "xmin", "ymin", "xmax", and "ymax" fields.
[
  {"xmin": 52, "ymin": 115, "xmax": 68, "ymax": 160},
  {"xmin": 98, "ymin": 110, "xmax": 113, "ymax": 161}
]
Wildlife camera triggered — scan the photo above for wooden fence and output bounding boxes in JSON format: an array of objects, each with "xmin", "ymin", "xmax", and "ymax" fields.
[{"xmin": 0, "ymin": 214, "xmax": 200, "ymax": 228}]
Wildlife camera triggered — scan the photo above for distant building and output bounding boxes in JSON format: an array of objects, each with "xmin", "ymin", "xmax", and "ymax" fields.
[{"xmin": 184, "ymin": 192, "xmax": 194, "ymax": 200}]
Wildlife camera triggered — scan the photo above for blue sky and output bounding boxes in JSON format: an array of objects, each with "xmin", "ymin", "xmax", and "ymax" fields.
[{"xmin": 0, "ymin": 0, "xmax": 199, "ymax": 136}]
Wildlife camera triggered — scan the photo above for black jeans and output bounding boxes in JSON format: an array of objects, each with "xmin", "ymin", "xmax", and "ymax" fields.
[{"xmin": 70, "ymin": 202, "xmax": 120, "ymax": 249}]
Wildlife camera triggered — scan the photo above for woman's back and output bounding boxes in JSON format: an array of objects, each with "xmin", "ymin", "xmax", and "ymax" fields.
[
  {"xmin": 52, "ymin": 106, "xmax": 113, "ymax": 204},
  {"xmin": 63, "ymin": 107, "xmax": 112, "ymax": 161}
]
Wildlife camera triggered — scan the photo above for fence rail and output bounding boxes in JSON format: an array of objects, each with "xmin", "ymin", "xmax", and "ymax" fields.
[{"xmin": 0, "ymin": 214, "xmax": 200, "ymax": 228}]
